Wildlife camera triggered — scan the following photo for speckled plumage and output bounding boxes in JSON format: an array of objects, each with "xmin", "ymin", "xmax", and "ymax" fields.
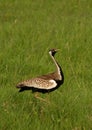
[{"xmin": 17, "ymin": 77, "xmax": 57, "ymax": 90}]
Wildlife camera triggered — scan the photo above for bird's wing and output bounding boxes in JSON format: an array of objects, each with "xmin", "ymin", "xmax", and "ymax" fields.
[{"xmin": 17, "ymin": 77, "xmax": 57, "ymax": 90}]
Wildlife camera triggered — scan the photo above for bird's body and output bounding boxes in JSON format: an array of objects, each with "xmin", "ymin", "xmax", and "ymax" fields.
[{"xmin": 16, "ymin": 49, "xmax": 64, "ymax": 93}]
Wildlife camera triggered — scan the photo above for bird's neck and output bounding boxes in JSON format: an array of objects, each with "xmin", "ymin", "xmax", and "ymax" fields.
[{"xmin": 50, "ymin": 53, "xmax": 62, "ymax": 80}]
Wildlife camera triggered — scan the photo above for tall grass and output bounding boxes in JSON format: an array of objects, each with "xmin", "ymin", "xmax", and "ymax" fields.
[{"xmin": 0, "ymin": 0, "xmax": 92, "ymax": 130}]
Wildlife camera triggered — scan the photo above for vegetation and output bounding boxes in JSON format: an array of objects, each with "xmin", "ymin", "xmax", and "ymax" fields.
[{"xmin": 0, "ymin": 0, "xmax": 92, "ymax": 129}]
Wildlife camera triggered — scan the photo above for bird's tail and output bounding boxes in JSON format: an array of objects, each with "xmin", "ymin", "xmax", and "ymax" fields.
[
  {"xmin": 16, "ymin": 83, "xmax": 24, "ymax": 88},
  {"xmin": 16, "ymin": 82, "xmax": 31, "ymax": 92},
  {"xmin": 16, "ymin": 82, "xmax": 26, "ymax": 92}
]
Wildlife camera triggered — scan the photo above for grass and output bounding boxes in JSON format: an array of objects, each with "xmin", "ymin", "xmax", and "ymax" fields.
[{"xmin": 0, "ymin": 0, "xmax": 92, "ymax": 129}]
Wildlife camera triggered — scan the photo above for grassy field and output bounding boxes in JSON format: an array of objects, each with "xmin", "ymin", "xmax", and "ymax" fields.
[{"xmin": 0, "ymin": 0, "xmax": 92, "ymax": 130}]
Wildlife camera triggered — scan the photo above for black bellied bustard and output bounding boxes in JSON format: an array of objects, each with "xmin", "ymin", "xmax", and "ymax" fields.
[{"xmin": 16, "ymin": 49, "xmax": 64, "ymax": 94}]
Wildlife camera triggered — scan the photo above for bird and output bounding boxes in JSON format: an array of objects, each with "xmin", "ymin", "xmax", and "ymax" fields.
[{"xmin": 16, "ymin": 49, "xmax": 64, "ymax": 93}]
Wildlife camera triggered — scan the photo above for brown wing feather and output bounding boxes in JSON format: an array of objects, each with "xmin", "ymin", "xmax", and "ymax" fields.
[{"xmin": 37, "ymin": 72, "xmax": 61, "ymax": 80}]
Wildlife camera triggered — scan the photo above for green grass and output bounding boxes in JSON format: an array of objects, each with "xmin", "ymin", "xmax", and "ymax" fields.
[{"xmin": 0, "ymin": 0, "xmax": 92, "ymax": 130}]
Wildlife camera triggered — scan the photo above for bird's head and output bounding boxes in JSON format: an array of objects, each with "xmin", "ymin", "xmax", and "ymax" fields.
[{"xmin": 49, "ymin": 49, "xmax": 59, "ymax": 56}]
